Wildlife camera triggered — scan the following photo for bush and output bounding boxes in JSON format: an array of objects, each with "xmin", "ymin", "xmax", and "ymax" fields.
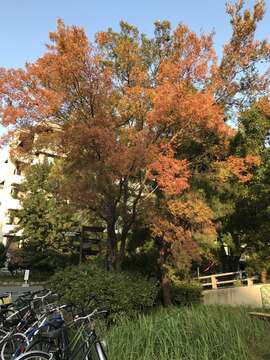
[
  {"xmin": 122, "ymin": 251, "xmax": 159, "ymax": 278},
  {"xmin": 7, "ymin": 249, "xmax": 78, "ymax": 274},
  {"xmin": 171, "ymin": 280, "xmax": 202, "ymax": 306},
  {"xmin": 24, "ymin": 250, "xmax": 78, "ymax": 273},
  {"xmin": 49, "ymin": 264, "xmax": 158, "ymax": 319}
]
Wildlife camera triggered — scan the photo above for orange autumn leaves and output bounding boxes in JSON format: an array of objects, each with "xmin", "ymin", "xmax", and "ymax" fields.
[
  {"xmin": 148, "ymin": 25, "xmax": 229, "ymax": 137},
  {"xmin": 147, "ymin": 155, "xmax": 190, "ymax": 196},
  {"xmin": 216, "ymin": 155, "xmax": 261, "ymax": 183},
  {"xmin": 0, "ymin": 20, "xmax": 111, "ymax": 128},
  {"xmin": 0, "ymin": 2, "xmax": 269, "ymax": 275},
  {"xmin": 150, "ymin": 194, "xmax": 216, "ymax": 274},
  {"xmin": 226, "ymin": 155, "xmax": 261, "ymax": 183}
]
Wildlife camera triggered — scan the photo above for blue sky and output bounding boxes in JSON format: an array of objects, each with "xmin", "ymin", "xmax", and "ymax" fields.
[{"xmin": 1, "ymin": 0, "xmax": 269, "ymax": 69}]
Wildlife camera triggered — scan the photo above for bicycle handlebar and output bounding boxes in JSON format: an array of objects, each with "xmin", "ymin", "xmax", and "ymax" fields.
[{"xmin": 74, "ymin": 307, "xmax": 109, "ymax": 323}]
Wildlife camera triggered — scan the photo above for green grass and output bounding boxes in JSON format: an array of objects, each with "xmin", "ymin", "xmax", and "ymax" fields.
[{"xmin": 106, "ymin": 306, "xmax": 270, "ymax": 360}]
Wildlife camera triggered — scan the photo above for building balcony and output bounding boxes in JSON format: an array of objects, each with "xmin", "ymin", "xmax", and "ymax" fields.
[
  {"xmin": 11, "ymin": 174, "xmax": 24, "ymax": 185},
  {"xmin": 6, "ymin": 198, "xmax": 21, "ymax": 211},
  {"xmin": 2, "ymin": 224, "xmax": 22, "ymax": 237}
]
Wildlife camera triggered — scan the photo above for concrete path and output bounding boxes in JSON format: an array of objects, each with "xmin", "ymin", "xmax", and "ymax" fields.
[{"xmin": 0, "ymin": 286, "xmax": 43, "ymax": 300}]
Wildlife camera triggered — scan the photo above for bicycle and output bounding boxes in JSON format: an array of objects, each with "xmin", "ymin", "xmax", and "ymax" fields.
[
  {"xmin": 22, "ymin": 308, "xmax": 108, "ymax": 360},
  {"xmin": 0, "ymin": 290, "xmax": 109, "ymax": 360},
  {"xmin": 0, "ymin": 290, "xmax": 57, "ymax": 360}
]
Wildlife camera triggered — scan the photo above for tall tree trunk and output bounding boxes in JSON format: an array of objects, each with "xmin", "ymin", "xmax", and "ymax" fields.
[
  {"xmin": 261, "ymin": 270, "xmax": 267, "ymax": 284},
  {"xmin": 116, "ymin": 227, "xmax": 129, "ymax": 271},
  {"xmin": 161, "ymin": 271, "xmax": 172, "ymax": 307},
  {"xmin": 156, "ymin": 235, "xmax": 173, "ymax": 307},
  {"xmin": 159, "ymin": 247, "xmax": 172, "ymax": 307},
  {"xmin": 106, "ymin": 222, "xmax": 118, "ymax": 271}
]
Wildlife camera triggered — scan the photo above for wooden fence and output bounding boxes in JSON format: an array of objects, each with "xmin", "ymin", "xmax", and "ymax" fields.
[{"xmin": 197, "ymin": 271, "xmax": 256, "ymax": 289}]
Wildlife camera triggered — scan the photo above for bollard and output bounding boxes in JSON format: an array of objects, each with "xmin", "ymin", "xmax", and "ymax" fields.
[{"xmin": 22, "ymin": 269, "xmax": 30, "ymax": 287}]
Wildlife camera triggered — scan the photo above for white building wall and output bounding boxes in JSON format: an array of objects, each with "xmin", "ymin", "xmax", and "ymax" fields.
[
  {"xmin": 0, "ymin": 154, "xmax": 23, "ymax": 245},
  {"xmin": 0, "ymin": 123, "xmax": 60, "ymax": 246},
  {"xmin": 0, "ymin": 148, "xmax": 56, "ymax": 246}
]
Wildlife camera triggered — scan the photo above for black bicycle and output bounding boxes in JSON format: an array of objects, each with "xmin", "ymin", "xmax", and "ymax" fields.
[{"xmin": 17, "ymin": 308, "xmax": 108, "ymax": 360}]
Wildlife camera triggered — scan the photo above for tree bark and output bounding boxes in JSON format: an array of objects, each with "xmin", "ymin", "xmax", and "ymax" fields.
[
  {"xmin": 116, "ymin": 227, "xmax": 129, "ymax": 271},
  {"xmin": 161, "ymin": 271, "xmax": 172, "ymax": 307},
  {"xmin": 106, "ymin": 221, "xmax": 118, "ymax": 271},
  {"xmin": 159, "ymin": 247, "xmax": 172, "ymax": 307},
  {"xmin": 261, "ymin": 270, "xmax": 267, "ymax": 284},
  {"xmin": 156, "ymin": 235, "xmax": 172, "ymax": 307}
]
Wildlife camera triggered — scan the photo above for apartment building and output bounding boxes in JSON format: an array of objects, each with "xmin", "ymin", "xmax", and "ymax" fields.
[
  {"xmin": 0, "ymin": 128, "xmax": 58, "ymax": 246},
  {"xmin": 0, "ymin": 152, "xmax": 24, "ymax": 246}
]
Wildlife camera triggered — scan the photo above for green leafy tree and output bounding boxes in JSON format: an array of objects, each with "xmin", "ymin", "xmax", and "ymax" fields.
[
  {"xmin": 218, "ymin": 100, "xmax": 270, "ymax": 276},
  {"xmin": 14, "ymin": 160, "xmax": 79, "ymax": 270}
]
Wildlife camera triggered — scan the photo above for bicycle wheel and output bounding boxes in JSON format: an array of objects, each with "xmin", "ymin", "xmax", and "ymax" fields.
[
  {"xmin": 27, "ymin": 327, "xmax": 65, "ymax": 357},
  {"xmin": 1, "ymin": 308, "xmax": 19, "ymax": 329},
  {"xmin": 12, "ymin": 351, "xmax": 52, "ymax": 360},
  {"xmin": 27, "ymin": 338, "xmax": 56, "ymax": 353},
  {"xmin": 1, "ymin": 333, "xmax": 28, "ymax": 360},
  {"xmin": 0, "ymin": 329, "xmax": 7, "ymax": 342}
]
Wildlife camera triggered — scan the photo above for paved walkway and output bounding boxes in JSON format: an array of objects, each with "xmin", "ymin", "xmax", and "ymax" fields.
[{"xmin": 0, "ymin": 286, "xmax": 43, "ymax": 300}]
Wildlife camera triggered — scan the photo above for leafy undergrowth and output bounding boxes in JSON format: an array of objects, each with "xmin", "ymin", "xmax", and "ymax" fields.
[{"xmin": 106, "ymin": 306, "xmax": 270, "ymax": 360}]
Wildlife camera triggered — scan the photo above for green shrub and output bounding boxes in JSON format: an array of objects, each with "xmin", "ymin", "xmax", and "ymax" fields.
[
  {"xmin": 49, "ymin": 264, "xmax": 158, "ymax": 318},
  {"xmin": 122, "ymin": 251, "xmax": 159, "ymax": 278},
  {"xmin": 171, "ymin": 280, "xmax": 202, "ymax": 306},
  {"xmin": 8, "ymin": 249, "xmax": 78, "ymax": 274}
]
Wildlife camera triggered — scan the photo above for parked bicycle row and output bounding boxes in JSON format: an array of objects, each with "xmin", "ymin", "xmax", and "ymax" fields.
[{"xmin": 0, "ymin": 289, "xmax": 108, "ymax": 359}]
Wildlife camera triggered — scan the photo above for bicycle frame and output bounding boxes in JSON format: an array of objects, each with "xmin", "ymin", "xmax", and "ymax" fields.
[
  {"xmin": 51, "ymin": 325, "xmax": 107, "ymax": 360},
  {"xmin": 3, "ymin": 306, "xmax": 65, "ymax": 359}
]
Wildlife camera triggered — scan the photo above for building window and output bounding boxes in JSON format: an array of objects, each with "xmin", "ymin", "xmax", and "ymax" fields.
[
  {"xmin": 11, "ymin": 186, "xmax": 20, "ymax": 199},
  {"xmin": 7, "ymin": 210, "xmax": 19, "ymax": 225},
  {"xmin": 14, "ymin": 166, "xmax": 22, "ymax": 176},
  {"xmin": 7, "ymin": 214, "xmax": 13, "ymax": 225}
]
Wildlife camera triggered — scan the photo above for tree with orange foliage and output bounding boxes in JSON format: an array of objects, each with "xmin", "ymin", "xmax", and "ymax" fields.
[
  {"xmin": 0, "ymin": 1, "xmax": 269, "ymax": 305},
  {"xmin": 217, "ymin": 0, "xmax": 270, "ymax": 109}
]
